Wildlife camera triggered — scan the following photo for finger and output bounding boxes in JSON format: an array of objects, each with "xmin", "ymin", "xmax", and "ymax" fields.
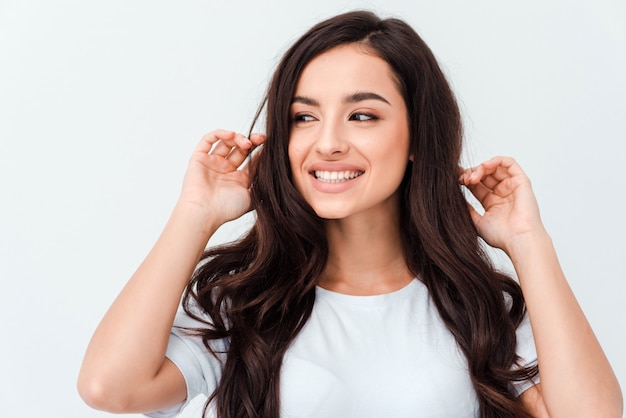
[
  {"xmin": 491, "ymin": 176, "xmax": 525, "ymax": 198},
  {"xmin": 212, "ymin": 132, "xmax": 254, "ymax": 161},
  {"xmin": 196, "ymin": 130, "xmax": 236, "ymax": 154},
  {"xmin": 459, "ymin": 164, "xmax": 499, "ymax": 190},
  {"xmin": 249, "ymin": 133, "xmax": 266, "ymax": 146},
  {"xmin": 237, "ymin": 133, "xmax": 265, "ymax": 169},
  {"xmin": 225, "ymin": 134, "xmax": 254, "ymax": 167},
  {"xmin": 204, "ymin": 153, "xmax": 240, "ymax": 174},
  {"xmin": 464, "ymin": 180, "xmax": 493, "ymax": 203},
  {"xmin": 478, "ymin": 156, "xmax": 527, "ymax": 182},
  {"xmin": 477, "ymin": 158, "xmax": 531, "ymax": 198},
  {"xmin": 239, "ymin": 144, "xmax": 263, "ymax": 175},
  {"xmin": 211, "ymin": 140, "xmax": 236, "ymax": 158},
  {"xmin": 459, "ymin": 157, "xmax": 520, "ymax": 186},
  {"xmin": 478, "ymin": 174, "xmax": 499, "ymax": 190},
  {"xmin": 482, "ymin": 165, "xmax": 513, "ymax": 185},
  {"xmin": 458, "ymin": 164, "xmax": 486, "ymax": 185}
]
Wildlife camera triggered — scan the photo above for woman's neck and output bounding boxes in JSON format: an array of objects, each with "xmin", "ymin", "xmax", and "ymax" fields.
[{"xmin": 319, "ymin": 205, "xmax": 413, "ymax": 296}]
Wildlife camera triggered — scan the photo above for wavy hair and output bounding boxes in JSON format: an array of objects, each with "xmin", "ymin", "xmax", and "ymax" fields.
[{"xmin": 183, "ymin": 10, "xmax": 538, "ymax": 418}]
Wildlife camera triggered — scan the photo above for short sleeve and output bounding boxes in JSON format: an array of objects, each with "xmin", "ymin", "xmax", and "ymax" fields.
[
  {"xmin": 144, "ymin": 307, "xmax": 228, "ymax": 417},
  {"xmin": 510, "ymin": 313, "xmax": 540, "ymax": 397}
]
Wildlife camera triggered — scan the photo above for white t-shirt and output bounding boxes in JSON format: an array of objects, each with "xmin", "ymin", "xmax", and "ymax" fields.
[{"xmin": 146, "ymin": 279, "xmax": 538, "ymax": 417}]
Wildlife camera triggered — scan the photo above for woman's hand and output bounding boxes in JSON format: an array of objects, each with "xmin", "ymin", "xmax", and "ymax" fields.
[
  {"xmin": 178, "ymin": 129, "xmax": 265, "ymax": 228},
  {"xmin": 78, "ymin": 129, "xmax": 266, "ymax": 413},
  {"xmin": 460, "ymin": 157, "xmax": 623, "ymax": 417},
  {"xmin": 458, "ymin": 156, "xmax": 545, "ymax": 254}
]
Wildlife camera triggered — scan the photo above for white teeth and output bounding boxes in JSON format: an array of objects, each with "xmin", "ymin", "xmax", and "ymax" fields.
[{"xmin": 313, "ymin": 170, "xmax": 363, "ymax": 183}]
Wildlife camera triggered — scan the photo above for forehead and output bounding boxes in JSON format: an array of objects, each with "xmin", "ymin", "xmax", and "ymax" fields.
[{"xmin": 294, "ymin": 44, "xmax": 401, "ymax": 98}]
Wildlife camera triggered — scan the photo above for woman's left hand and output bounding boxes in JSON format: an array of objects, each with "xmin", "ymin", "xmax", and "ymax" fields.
[{"xmin": 458, "ymin": 156, "xmax": 546, "ymax": 254}]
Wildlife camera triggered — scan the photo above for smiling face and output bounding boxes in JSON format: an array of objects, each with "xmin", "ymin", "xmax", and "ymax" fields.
[{"xmin": 288, "ymin": 43, "xmax": 411, "ymax": 221}]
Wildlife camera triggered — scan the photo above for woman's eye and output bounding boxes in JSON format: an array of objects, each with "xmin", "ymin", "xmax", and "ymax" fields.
[
  {"xmin": 293, "ymin": 114, "xmax": 316, "ymax": 123},
  {"xmin": 349, "ymin": 113, "xmax": 377, "ymax": 121}
]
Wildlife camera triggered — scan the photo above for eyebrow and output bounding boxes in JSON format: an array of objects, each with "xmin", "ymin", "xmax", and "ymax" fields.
[
  {"xmin": 344, "ymin": 92, "xmax": 390, "ymax": 105},
  {"xmin": 291, "ymin": 91, "xmax": 391, "ymax": 106}
]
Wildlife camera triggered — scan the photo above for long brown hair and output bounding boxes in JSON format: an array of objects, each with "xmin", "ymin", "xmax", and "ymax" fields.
[{"xmin": 183, "ymin": 10, "xmax": 538, "ymax": 418}]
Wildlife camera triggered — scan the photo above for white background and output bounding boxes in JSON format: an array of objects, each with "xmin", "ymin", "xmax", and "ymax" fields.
[{"xmin": 1, "ymin": 0, "xmax": 625, "ymax": 417}]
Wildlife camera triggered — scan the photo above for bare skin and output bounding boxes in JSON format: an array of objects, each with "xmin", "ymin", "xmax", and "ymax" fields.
[
  {"xmin": 459, "ymin": 157, "xmax": 622, "ymax": 417},
  {"xmin": 77, "ymin": 130, "xmax": 265, "ymax": 413},
  {"xmin": 288, "ymin": 45, "xmax": 414, "ymax": 296},
  {"xmin": 319, "ymin": 197, "xmax": 414, "ymax": 296},
  {"xmin": 77, "ymin": 139, "xmax": 623, "ymax": 417},
  {"xmin": 78, "ymin": 45, "xmax": 622, "ymax": 417}
]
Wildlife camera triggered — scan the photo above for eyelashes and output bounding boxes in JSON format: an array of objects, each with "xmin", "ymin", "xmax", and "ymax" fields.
[
  {"xmin": 349, "ymin": 112, "xmax": 378, "ymax": 121},
  {"xmin": 293, "ymin": 114, "xmax": 316, "ymax": 123},
  {"xmin": 292, "ymin": 112, "xmax": 379, "ymax": 123}
]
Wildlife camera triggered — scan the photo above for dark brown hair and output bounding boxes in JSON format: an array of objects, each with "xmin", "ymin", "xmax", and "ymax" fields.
[{"xmin": 183, "ymin": 10, "xmax": 538, "ymax": 418}]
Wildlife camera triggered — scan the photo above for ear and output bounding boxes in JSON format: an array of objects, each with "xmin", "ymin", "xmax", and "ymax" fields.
[{"xmin": 409, "ymin": 153, "xmax": 414, "ymax": 162}]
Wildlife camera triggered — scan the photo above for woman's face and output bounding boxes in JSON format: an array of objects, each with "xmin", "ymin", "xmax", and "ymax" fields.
[{"xmin": 288, "ymin": 43, "xmax": 411, "ymax": 221}]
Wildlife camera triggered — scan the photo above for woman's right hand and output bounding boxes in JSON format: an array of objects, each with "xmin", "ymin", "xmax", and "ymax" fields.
[
  {"xmin": 178, "ymin": 129, "xmax": 266, "ymax": 228},
  {"xmin": 78, "ymin": 129, "xmax": 266, "ymax": 414}
]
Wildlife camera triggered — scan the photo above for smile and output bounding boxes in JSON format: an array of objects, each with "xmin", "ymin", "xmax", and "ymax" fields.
[{"xmin": 313, "ymin": 170, "xmax": 364, "ymax": 183}]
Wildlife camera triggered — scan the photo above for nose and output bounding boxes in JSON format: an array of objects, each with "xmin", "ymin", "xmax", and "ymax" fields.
[{"xmin": 314, "ymin": 118, "xmax": 348, "ymax": 157}]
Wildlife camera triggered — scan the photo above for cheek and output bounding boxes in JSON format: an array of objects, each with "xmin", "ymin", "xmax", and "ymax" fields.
[
  {"xmin": 368, "ymin": 137, "xmax": 410, "ymax": 165},
  {"xmin": 288, "ymin": 139, "xmax": 308, "ymax": 165},
  {"xmin": 362, "ymin": 123, "xmax": 410, "ymax": 160},
  {"xmin": 387, "ymin": 129, "xmax": 411, "ymax": 162}
]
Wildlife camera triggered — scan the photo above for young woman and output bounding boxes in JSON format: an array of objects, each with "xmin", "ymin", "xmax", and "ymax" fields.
[{"xmin": 78, "ymin": 11, "xmax": 622, "ymax": 418}]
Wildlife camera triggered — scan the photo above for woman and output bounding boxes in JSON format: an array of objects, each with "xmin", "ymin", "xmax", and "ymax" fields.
[{"xmin": 78, "ymin": 11, "xmax": 622, "ymax": 418}]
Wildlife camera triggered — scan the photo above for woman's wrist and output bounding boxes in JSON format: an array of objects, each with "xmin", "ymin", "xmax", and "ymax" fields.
[
  {"xmin": 503, "ymin": 226, "xmax": 553, "ymax": 263},
  {"xmin": 171, "ymin": 200, "xmax": 223, "ymax": 241}
]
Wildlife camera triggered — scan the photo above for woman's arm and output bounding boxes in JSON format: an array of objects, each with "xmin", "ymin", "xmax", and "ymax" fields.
[
  {"xmin": 77, "ymin": 130, "xmax": 264, "ymax": 413},
  {"xmin": 460, "ymin": 157, "xmax": 622, "ymax": 417},
  {"xmin": 519, "ymin": 384, "xmax": 549, "ymax": 417}
]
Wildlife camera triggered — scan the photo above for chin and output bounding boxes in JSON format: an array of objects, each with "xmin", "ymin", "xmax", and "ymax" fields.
[{"xmin": 310, "ymin": 205, "xmax": 353, "ymax": 220}]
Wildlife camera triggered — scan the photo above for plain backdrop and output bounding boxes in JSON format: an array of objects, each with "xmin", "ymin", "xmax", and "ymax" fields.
[{"xmin": 1, "ymin": 0, "xmax": 625, "ymax": 417}]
